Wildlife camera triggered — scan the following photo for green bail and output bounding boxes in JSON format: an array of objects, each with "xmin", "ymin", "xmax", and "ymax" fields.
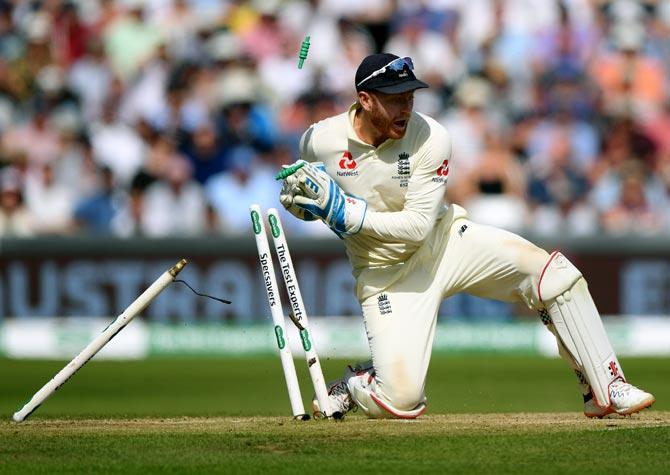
[
  {"xmin": 275, "ymin": 161, "xmax": 305, "ymax": 180},
  {"xmin": 298, "ymin": 35, "xmax": 310, "ymax": 69}
]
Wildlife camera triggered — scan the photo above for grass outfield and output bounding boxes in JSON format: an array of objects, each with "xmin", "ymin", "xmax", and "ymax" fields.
[{"xmin": 1, "ymin": 355, "xmax": 669, "ymax": 474}]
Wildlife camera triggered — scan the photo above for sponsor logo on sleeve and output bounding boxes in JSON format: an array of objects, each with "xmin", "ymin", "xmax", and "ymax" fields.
[{"xmin": 432, "ymin": 159, "xmax": 449, "ymax": 183}]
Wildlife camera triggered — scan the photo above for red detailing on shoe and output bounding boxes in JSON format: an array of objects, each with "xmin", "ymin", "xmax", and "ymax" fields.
[
  {"xmin": 537, "ymin": 250, "xmax": 560, "ymax": 303},
  {"xmin": 348, "ymin": 363, "xmax": 374, "ymax": 380},
  {"xmin": 584, "ymin": 406, "xmax": 615, "ymax": 418},
  {"xmin": 618, "ymin": 397, "xmax": 655, "ymax": 416},
  {"xmin": 369, "ymin": 393, "xmax": 426, "ymax": 419},
  {"xmin": 585, "ymin": 396, "xmax": 655, "ymax": 418},
  {"xmin": 608, "ymin": 361, "xmax": 619, "ymax": 378}
]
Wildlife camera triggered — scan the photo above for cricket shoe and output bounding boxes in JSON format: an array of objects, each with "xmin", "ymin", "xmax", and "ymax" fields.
[
  {"xmin": 312, "ymin": 378, "xmax": 356, "ymax": 419},
  {"xmin": 584, "ymin": 380, "xmax": 655, "ymax": 418},
  {"xmin": 311, "ymin": 361, "xmax": 373, "ymax": 418}
]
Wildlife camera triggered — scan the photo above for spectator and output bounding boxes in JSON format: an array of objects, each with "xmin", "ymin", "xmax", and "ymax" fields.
[
  {"xmin": 111, "ymin": 186, "xmax": 145, "ymax": 237},
  {"xmin": 89, "ymin": 101, "xmax": 145, "ymax": 186},
  {"xmin": 462, "ymin": 129, "xmax": 528, "ymax": 232},
  {"xmin": 2, "ymin": 107, "xmax": 62, "ymax": 167},
  {"xmin": 182, "ymin": 121, "xmax": 229, "ymax": 185},
  {"xmin": 525, "ymin": 106, "xmax": 599, "ymax": 177},
  {"xmin": 52, "ymin": 132, "xmax": 101, "ymax": 199},
  {"xmin": 319, "ymin": 18, "xmax": 376, "ymax": 97},
  {"xmin": 152, "ymin": 0, "xmax": 203, "ymax": 61},
  {"xmin": 385, "ymin": 15, "xmax": 464, "ymax": 89},
  {"xmin": 589, "ymin": 115, "xmax": 657, "ymax": 212},
  {"xmin": 527, "ymin": 130, "xmax": 597, "ymax": 236},
  {"xmin": 51, "ymin": 1, "xmax": 89, "ymax": 67},
  {"xmin": 23, "ymin": 163, "xmax": 74, "ymax": 235},
  {"xmin": 590, "ymin": 21, "xmax": 666, "ymax": 120},
  {"xmin": 205, "ymin": 145, "xmax": 277, "ymax": 236},
  {"xmin": 103, "ymin": 0, "xmax": 163, "ymax": 80},
  {"xmin": 141, "ymin": 156, "xmax": 206, "ymax": 237},
  {"xmin": 68, "ymin": 37, "xmax": 113, "ymax": 121},
  {"xmin": 240, "ymin": 7, "xmax": 283, "ymax": 63},
  {"xmin": 0, "ymin": 167, "xmax": 33, "ymax": 237},
  {"xmin": 215, "ymin": 67, "xmax": 276, "ymax": 152},
  {"xmin": 0, "ymin": 2, "xmax": 23, "ymax": 62},
  {"xmin": 73, "ymin": 165, "xmax": 118, "ymax": 234},
  {"xmin": 601, "ymin": 169, "xmax": 663, "ymax": 234},
  {"xmin": 439, "ymin": 77, "xmax": 503, "ymax": 202}
]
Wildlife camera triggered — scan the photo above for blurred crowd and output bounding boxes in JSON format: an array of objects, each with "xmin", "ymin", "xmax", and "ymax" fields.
[{"xmin": 1, "ymin": 0, "xmax": 670, "ymax": 239}]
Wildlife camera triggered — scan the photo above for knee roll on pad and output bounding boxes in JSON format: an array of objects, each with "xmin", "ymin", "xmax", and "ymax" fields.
[
  {"xmin": 538, "ymin": 252, "xmax": 624, "ymax": 408},
  {"xmin": 346, "ymin": 369, "xmax": 427, "ymax": 419}
]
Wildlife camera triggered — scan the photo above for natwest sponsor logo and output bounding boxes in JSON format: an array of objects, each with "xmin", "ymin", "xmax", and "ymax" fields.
[
  {"xmin": 436, "ymin": 160, "xmax": 449, "ymax": 176},
  {"xmin": 432, "ymin": 159, "xmax": 449, "ymax": 183},
  {"xmin": 337, "ymin": 151, "xmax": 359, "ymax": 177},
  {"xmin": 339, "ymin": 151, "xmax": 357, "ymax": 169}
]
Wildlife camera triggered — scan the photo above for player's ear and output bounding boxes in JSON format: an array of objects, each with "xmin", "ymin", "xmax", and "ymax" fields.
[{"xmin": 358, "ymin": 91, "xmax": 374, "ymax": 112}]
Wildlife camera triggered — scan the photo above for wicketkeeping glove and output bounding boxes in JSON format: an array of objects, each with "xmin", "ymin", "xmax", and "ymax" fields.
[
  {"xmin": 280, "ymin": 172, "xmax": 317, "ymax": 221},
  {"xmin": 279, "ymin": 160, "xmax": 367, "ymax": 237}
]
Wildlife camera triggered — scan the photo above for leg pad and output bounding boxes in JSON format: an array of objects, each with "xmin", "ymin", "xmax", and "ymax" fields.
[{"xmin": 539, "ymin": 252, "xmax": 624, "ymax": 407}]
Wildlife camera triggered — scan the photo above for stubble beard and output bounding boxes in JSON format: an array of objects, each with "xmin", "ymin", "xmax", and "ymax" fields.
[{"xmin": 369, "ymin": 103, "xmax": 405, "ymax": 141}]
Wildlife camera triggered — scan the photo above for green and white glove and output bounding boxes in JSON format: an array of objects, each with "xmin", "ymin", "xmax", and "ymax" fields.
[
  {"xmin": 279, "ymin": 164, "xmax": 317, "ymax": 221},
  {"xmin": 278, "ymin": 160, "xmax": 367, "ymax": 237}
]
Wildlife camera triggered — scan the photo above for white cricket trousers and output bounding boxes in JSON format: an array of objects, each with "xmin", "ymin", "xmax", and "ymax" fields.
[{"xmin": 355, "ymin": 204, "xmax": 551, "ymax": 410}]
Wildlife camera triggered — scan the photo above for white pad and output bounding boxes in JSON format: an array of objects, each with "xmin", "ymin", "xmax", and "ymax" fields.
[
  {"xmin": 346, "ymin": 368, "xmax": 427, "ymax": 419},
  {"xmin": 538, "ymin": 252, "xmax": 624, "ymax": 407}
]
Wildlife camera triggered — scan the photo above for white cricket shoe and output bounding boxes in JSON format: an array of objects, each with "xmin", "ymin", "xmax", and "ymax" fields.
[
  {"xmin": 312, "ymin": 362, "xmax": 373, "ymax": 417},
  {"xmin": 312, "ymin": 378, "xmax": 357, "ymax": 418},
  {"xmin": 584, "ymin": 380, "xmax": 655, "ymax": 418}
]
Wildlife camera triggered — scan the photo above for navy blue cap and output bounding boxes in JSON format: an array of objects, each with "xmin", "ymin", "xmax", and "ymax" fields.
[{"xmin": 355, "ymin": 53, "xmax": 428, "ymax": 94}]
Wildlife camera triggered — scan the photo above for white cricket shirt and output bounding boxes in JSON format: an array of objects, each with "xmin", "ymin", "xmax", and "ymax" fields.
[{"xmin": 299, "ymin": 103, "xmax": 453, "ymax": 272}]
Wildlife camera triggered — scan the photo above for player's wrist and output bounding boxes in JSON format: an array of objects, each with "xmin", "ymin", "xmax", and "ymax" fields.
[{"xmin": 343, "ymin": 195, "xmax": 366, "ymax": 235}]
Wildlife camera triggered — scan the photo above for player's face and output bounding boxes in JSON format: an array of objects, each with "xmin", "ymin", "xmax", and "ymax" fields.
[{"xmin": 364, "ymin": 91, "xmax": 414, "ymax": 140}]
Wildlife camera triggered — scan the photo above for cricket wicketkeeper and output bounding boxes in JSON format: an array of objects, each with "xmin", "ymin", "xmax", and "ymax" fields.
[{"xmin": 278, "ymin": 53, "xmax": 655, "ymax": 419}]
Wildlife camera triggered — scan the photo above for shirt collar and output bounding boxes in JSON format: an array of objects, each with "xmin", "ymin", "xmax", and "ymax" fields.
[{"xmin": 347, "ymin": 102, "xmax": 368, "ymax": 146}]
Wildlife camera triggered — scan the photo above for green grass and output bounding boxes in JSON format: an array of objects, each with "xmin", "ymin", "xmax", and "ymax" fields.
[{"xmin": 1, "ymin": 356, "xmax": 669, "ymax": 474}]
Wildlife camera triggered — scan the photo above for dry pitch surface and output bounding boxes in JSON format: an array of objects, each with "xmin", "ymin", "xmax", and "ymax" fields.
[
  {"xmin": 6, "ymin": 411, "xmax": 670, "ymax": 433},
  {"xmin": 2, "ymin": 412, "xmax": 670, "ymax": 474}
]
